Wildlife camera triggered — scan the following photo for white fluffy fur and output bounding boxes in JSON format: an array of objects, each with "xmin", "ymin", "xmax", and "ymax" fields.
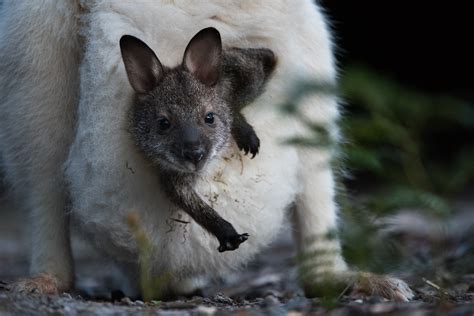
[
  {"xmin": 0, "ymin": 0, "xmax": 346, "ymax": 293},
  {"xmin": 0, "ymin": 0, "xmax": 83, "ymax": 290}
]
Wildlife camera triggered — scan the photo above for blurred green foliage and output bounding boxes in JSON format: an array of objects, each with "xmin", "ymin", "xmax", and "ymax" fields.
[
  {"xmin": 339, "ymin": 66, "xmax": 473, "ymax": 276},
  {"xmin": 341, "ymin": 66, "xmax": 474, "ymax": 200},
  {"xmin": 284, "ymin": 65, "xmax": 474, "ymax": 299},
  {"xmin": 126, "ymin": 212, "xmax": 170, "ymax": 301}
]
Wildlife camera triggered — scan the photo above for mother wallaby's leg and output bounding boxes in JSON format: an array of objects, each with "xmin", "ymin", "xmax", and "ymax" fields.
[
  {"xmin": 289, "ymin": 0, "xmax": 413, "ymax": 301},
  {"xmin": 0, "ymin": 1, "xmax": 82, "ymax": 294},
  {"xmin": 293, "ymin": 146, "xmax": 413, "ymax": 301}
]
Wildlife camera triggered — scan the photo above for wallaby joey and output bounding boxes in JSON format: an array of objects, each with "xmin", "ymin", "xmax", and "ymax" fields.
[{"xmin": 120, "ymin": 28, "xmax": 276, "ymax": 252}]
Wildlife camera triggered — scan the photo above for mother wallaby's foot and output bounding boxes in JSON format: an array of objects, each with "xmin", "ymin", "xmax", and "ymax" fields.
[
  {"xmin": 303, "ymin": 271, "xmax": 414, "ymax": 302},
  {"xmin": 13, "ymin": 185, "xmax": 75, "ymax": 295},
  {"xmin": 8, "ymin": 273, "xmax": 69, "ymax": 295},
  {"xmin": 349, "ymin": 272, "xmax": 414, "ymax": 302}
]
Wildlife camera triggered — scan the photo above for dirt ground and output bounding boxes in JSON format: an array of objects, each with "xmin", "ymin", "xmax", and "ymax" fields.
[{"xmin": 0, "ymin": 196, "xmax": 473, "ymax": 316}]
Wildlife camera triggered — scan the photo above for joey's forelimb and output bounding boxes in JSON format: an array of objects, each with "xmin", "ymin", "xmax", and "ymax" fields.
[{"xmin": 160, "ymin": 171, "xmax": 249, "ymax": 252}]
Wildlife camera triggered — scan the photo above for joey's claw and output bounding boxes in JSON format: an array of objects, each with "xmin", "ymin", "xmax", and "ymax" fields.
[
  {"xmin": 251, "ymin": 148, "xmax": 259, "ymax": 159},
  {"xmin": 234, "ymin": 125, "xmax": 260, "ymax": 158},
  {"xmin": 238, "ymin": 233, "xmax": 249, "ymax": 242},
  {"xmin": 217, "ymin": 233, "xmax": 250, "ymax": 253},
  {"xmin": 249, "ymin": 134, "xmax": 260, "ymax": 158}
]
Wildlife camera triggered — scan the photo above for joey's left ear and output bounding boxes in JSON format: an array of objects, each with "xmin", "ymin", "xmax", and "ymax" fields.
[{"xmin": 183, "ymin": 27, "xmax": 222, "ymax": 86}]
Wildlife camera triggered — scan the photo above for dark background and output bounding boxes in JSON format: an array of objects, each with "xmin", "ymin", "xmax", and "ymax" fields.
[
  {"xmin": 320, "ymin": 1, "xmax": 473, "ymax": 172},
  {"xmin": 320, "ymin": 1, "xmax": 473, "ymax": 101}
]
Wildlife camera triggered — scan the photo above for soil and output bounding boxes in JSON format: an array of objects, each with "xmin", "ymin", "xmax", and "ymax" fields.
[{"xmin": 1, "ymin": 197, "xmax": 473, "ymax": 316}]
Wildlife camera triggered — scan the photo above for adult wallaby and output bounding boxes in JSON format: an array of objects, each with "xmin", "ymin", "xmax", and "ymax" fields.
[{"xmin": 0, "ymin": 0, "xmax": 413, "ymax": 300}]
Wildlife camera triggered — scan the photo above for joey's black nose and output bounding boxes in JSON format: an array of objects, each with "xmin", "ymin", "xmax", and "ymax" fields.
[{"xmin": 183, "ymin": 149, "xmax": 205, "ymax": 165}]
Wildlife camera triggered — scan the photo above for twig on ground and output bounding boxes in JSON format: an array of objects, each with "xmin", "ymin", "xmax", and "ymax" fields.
[{"xmin": 423, "ymin": 278, "xmax": 449, "ymax": 296}]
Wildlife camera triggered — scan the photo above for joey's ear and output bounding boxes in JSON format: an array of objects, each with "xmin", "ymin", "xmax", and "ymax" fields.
[
  {"xmin": 183, "ymin": 27, "xmax": 222, "ymax": 86},
  {"xmin": 120, "ymin": 35, "xmax": 164, "ymax": 94}
]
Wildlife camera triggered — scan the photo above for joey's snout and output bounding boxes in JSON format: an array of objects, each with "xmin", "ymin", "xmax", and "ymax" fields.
[
  {"xmin": 183, "ymin": 147, "xmax": 206, "ymax": 166},
  {"xmin": 181, "ymin": 145, "xmax": 208, "ymax": 172},
  {"xmin": 178, "ymin": 127, "xmax": 211, "ymax": 171}
]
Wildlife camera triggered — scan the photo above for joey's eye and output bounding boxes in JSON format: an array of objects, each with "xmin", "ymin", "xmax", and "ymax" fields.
[
  {"xmin": 205, "ymin": 112, "xmax": 215, "ymax": 125},
  {"xmin": 158, "ymin": 117, "xmax": 171, "ymax": 131}
]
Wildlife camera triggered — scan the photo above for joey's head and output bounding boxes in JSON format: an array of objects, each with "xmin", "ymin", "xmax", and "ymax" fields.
[{"xmin": 120, "ymin": 28, "xmax": 231, "ymax": 173}]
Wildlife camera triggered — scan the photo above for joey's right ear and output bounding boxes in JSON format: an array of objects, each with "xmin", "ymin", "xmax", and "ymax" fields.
[{"xmin": 120, "ymin": 35, "xmax": 164, "ymax": 94}]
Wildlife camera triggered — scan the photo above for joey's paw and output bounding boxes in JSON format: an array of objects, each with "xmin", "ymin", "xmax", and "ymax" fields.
[
  {"xmin": 350, "ymin": 272, "xmax": 414, "ymax": 302},
  {"xmin": 218, "ymin": 233, "xmax": 249, "ymax": 252},
  {"xmin": 8, "ymin": 274, "xmax": 62, "ymax": 295},
  {"xmin": 235, "ymin": 129, "xmax": 260, "ymax": 158}
]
